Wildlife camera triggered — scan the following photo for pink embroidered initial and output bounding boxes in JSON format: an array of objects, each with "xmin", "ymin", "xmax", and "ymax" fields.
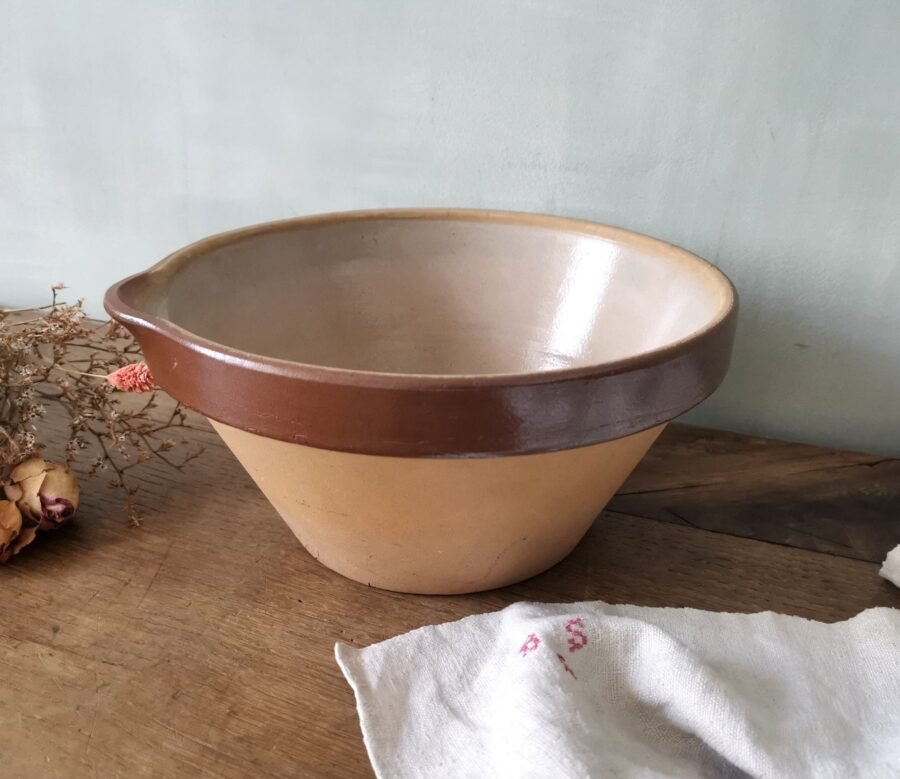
[
  {"xmin": 566, "ymin": 617, "xmax": 588, "ymax": 652},
  {"xmin": 519, "ymin": 619, "xmax": 588, "ymax": 680},
  {"xmin": 519, "ymin": 633, "xmax": 541, "ymax": 655}
]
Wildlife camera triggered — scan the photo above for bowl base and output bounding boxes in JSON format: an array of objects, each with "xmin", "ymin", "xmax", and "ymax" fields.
[{"xmin": 210, "ymin": 421, "xmax": 665, "ymax": 594}]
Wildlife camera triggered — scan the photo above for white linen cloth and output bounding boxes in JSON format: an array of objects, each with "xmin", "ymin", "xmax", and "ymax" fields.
[
  {"xmin": 881, "ymin": 544, "xmax": 900, "ymax": 588},
  {"xmin": 336, "ymin": 602, "xmax": 900, "ymax": 778}
]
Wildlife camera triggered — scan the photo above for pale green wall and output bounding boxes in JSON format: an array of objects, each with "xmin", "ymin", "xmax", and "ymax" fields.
[{"xmin": 2, "ymin": 1, "xmax": 899, "ymax": 453}]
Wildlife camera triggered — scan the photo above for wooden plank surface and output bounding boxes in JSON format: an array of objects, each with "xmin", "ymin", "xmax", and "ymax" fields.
[
  {"xmin": 609, "ymin": 425, "xmax": 900, "ymax": 562},
  {"xmin": 1, "ymin": 420, "xmax": 898, "ymax": 779}
]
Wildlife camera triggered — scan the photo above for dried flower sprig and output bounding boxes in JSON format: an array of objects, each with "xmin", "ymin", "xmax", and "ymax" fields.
[
  {"xmin": 107, "ymin": 362, "xmax": 157, "ymax": 393},
  {"xmin": 0, "ymin": 286, "xmax": 203, "ymax": 556}
]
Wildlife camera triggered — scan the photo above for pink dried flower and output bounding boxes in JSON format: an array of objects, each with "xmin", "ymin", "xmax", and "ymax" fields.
[
  {"xmin": 106, "ymin": 362, "xmax": 157, "ymax": 393},
  {"xmin": 4, "ymin": 456, "xmax": 80, "ymax": 531},
  {"xmin": 1, "ymin": 289, "xmax": 203, "ymax": 533}
]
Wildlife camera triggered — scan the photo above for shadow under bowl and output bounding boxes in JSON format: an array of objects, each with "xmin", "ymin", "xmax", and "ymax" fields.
[{"xmin": 105, "ymin": 209, "xmax": 737, "ymax": 594}]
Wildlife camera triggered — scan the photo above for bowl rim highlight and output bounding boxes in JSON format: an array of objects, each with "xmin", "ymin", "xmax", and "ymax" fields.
[
  {"xmin": 104, "ymin": 208, "xmax": 738, "ymax": 457},
  {"xmin": 105, "ymin": 207, "xmax": 737, "ymax": 388}
]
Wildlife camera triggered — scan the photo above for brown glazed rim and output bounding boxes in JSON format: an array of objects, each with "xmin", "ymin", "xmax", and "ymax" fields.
[{"xmin": 104, "ymin": 208, "xmax": 739, "ymax": 458}]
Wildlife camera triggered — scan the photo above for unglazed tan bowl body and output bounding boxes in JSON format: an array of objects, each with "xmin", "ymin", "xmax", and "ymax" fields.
[{"xmin": 105, "ymin": 209, "xmax": 737, "ymax": 594}]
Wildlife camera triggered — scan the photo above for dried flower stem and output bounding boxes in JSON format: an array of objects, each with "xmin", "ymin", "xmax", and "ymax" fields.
[{"xmin": 0, "ymin": 290, "xmax": 203, "ymax": 525}]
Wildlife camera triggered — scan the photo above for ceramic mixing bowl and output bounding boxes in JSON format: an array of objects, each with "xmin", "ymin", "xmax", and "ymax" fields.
[{"xmin": 105, "ymin": 209, "xmax": 737, "ymax": 594}]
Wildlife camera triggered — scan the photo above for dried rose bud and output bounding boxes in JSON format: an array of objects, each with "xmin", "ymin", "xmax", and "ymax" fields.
[
  {"xmin": 0, "ymin": 500, "xmax": 36, "ymax": 563},
  {"xmin": 106, "ymin": 362, "xmax": 157, "ymax": 393},
  {"xmin": 4, "ymin": 457, "xmax": 80, "ymax": 531},
  {"xmin": 0, "ymin": 500, "xmax": 22, "ymax": 561}
]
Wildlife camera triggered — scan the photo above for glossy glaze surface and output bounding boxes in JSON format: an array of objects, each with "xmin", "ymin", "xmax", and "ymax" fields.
[
  {"xmin": 158, "ymin": 218, "xmax": 727, "ymax": 375},
  {"xmin": 105, "ymin": 209, "xmax": 737, "ymax": 457}
]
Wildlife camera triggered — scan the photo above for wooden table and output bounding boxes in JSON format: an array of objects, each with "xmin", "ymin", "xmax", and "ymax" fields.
[{"xmin": 2, "ymin": 421, "xmax": 899, "ymax": 778}]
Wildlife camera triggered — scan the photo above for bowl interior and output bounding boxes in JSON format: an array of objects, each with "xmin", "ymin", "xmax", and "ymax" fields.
[{"xmin": 146, "ymin": 215, "xmax": 732, "ymax": 376}]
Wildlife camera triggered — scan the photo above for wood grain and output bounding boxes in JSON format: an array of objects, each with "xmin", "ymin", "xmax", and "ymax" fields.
[
  {"xmin": 1, "ymin": 419, "xmax": 897, "ymax": 778},
  {"xmin": 609, "ymin": 425, "xmax": 900, "ymax": 562}
]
